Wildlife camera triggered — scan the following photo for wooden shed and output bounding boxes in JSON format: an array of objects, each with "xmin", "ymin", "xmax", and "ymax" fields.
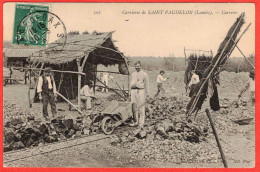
[{"xmin": 29, "ymin": 31, "xmax": 129, "ymax": 112}]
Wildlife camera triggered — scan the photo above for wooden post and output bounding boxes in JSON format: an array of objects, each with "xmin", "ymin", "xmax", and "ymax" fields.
[
  {"xmin": 28, "ymin": 64, "xmax": 32, "ymax": 108},
  {"xmin": 205, "ymin": 109, "xmax": 228, "ymax": 168},
  {"xmin": 76, "ymin": 58, "xmax": 82, "ymax": 111},
  {"xmin": 70, "ymin": 74, "xmax": 75, "ymax": 99},
  {"xmin": 57, "ymin": 65, "xmax": 65, "ymax": 93}
]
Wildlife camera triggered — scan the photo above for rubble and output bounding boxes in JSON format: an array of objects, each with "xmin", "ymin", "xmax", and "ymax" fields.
[{"xmin": 3, "ymin": 100, "xmax": 103, "ymax": 152}]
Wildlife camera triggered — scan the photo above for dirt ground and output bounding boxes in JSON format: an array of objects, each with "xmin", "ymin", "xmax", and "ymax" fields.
[{"xmin": 3, "ymin": 70, "xmax": 255, "ymax": 168}]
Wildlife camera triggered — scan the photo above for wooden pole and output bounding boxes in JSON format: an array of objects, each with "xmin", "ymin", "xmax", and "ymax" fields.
[
  {"xmin": 21, "ymin": 67, "xmax": 86, "ymax": 76},
  {"xmin": 57, "ymin": 64, "xmax": 65, "ymax": 93},
  {"xmin": 28, "ymin": 65, "xmax": 32, "ymax": 108},
  {"xmin": 56, "ymin": 92, "xmax": 82, "ymax": 114},
  {"xmin": 76, "ymin": 58, "xmax": 82, "ymax": 111},
  {"xmin": 233, "ymin": 43, "xmax": 255, "ymax": 70},
  {"xmin": 70, "ymin": 74, "xmax": 75, "ymax": 99},
  {"xmin": 205, "ymin": 109, "xmax": 228, "ymax": 168},
  {"xmin": 187, "ymin": 13, "xmax": 245, "ymax": 117}
]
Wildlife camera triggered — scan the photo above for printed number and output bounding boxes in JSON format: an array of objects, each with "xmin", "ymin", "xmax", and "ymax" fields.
[
  {"xmin": 94, "ymin": 11, "xmax": 101, "ymax": 14},
  {"xmin": 43, "ymin": 14, "xmax": 47, "ymax": 21},
  {"xmin": 34, "ymin": 34, "xmax": 40, "ymax": 41},
  {"xmin": 39, "ymin": 22, "xmax": 46, "ymax": 28},
  {"xmin": 57, "ymin": 33, "xmax": 64, "ymax": 38},
  {"xmin": 37, "ymin": 22, "xmax": 46, "ymax": 30},
  {"xmin": 32, "ymin": 27, "xmax": 37, "ymax": 33}
]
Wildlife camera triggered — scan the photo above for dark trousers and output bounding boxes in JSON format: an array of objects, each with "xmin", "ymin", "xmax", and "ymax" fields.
[
  {"xmin": 42, "ymin": 91, "xmax": 57, "ymax": 118},
  {"xmin": 154, "ymin": 83, "xmax": 165, "ymax": 97}
]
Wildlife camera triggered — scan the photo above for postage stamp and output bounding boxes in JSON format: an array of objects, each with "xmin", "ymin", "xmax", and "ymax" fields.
[{"xmin": 12, "ymin": 4, "xmax": 49, "ymax": 46}]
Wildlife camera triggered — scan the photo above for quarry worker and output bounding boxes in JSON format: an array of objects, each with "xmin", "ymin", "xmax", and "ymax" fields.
[
  {"xmin": 37, "ymin": 67, "xmax": 57, "ymax": 120},
  {"xmin": 238, "ymin": 70, "xmax": 255, "ymax": 107},
  {"xmin": 154, "ymin": 70, "xmax": 169, "ymax": 98},
  {"xmin": 80, "ymin": 81, "xmax": 95, "ymax": 111},
  {"xmin": 188, "ymin": 70, "xmax": 200, "ymax": 97},
  {"xmin": 130, "ymin": 61, "xmax": 150, "ymax": 128},
  {"xmin": 101, "ymin": 72, "xmax": 114, "ymax": 93}
]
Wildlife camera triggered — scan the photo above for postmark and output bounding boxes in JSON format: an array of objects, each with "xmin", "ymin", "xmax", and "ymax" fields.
[{"xmin": 13, "ymin": 4, "xmax": 67, "ymax": 51}]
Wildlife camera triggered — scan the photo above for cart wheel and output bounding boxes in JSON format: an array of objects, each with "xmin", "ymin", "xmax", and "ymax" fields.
[{"xmin": 101, "ymin": 116, "xmax": 115, "ymax": 135}]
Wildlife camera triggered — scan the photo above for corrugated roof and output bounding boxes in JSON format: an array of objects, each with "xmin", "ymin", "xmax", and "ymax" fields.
[
  {"xmin": 3, "ymin": 48, "xmax": 37, "ymax": 58},
  {"xmin": 29, "ymin": 31, "xmax": 124, "ymax": 64}
]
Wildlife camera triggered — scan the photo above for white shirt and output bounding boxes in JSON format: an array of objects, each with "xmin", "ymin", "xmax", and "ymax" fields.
[
  {"xmin": 249, "ymin": 78, "xmax": 255, "ymax": 92},
  {"xmin": 101, "ymin": 73, "xmax": 113, "ymax": 84},
  {"xmin": 156, "ymin": 74, "xmax": 167, "ymax": 83},
  {"xmin": 188, "ymin": 73, "xmax": 200, "ymax": 87},
  {"xmin": 37, "ymin": 75, "xmax": 57, "ymax": 93},
  {"xmin": 130, "ymin": 70, "xmax": 150, "ymax": 95},
  {"xmin": 80, "ymin": 85, "xmax": 94, "ymax": 97}
]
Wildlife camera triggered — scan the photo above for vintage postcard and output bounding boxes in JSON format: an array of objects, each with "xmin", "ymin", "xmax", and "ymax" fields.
[{"xmin": 2, "ymin": 2, "xmax": 256, "ymax": 169}]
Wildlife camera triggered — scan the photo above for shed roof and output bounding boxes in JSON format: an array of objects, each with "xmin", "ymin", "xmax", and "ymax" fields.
[
  {"xmin": 29, "ymin": 31, "xmax": 126, "ymax": 65},
  {"xmin": 3, "ymin": 48, "xmax": 37, "ymax": 58}
]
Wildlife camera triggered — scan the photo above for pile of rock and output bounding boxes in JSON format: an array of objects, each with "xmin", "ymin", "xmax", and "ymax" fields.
[{"xmin": 3, "ymin": 101, "xmax": 102, "ymax": 152}]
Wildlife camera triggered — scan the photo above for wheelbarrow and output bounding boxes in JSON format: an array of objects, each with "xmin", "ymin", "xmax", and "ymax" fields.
[
  {"xmin": 100, "ymin": 100, "xmax": 134, "ymax": 135},
  {"xmin": 100, "ymin": 99, "xmax": 147, "ymax": 134}
]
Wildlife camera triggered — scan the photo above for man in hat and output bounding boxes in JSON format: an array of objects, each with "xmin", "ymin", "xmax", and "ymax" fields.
[
  {"xmin": 154, "ymin": 70, "xmax": 169, "ymax": 98},
  {"xmin": 130, "ymin": 61, "xmax": 150, "ymax": 128},
  {"xmin": 238, "ymin": 70, "xmax": 255, "ymax": 107},
  {"xmin": 37, "ymin": 67, "xmax": 57, "ymax": 120}
]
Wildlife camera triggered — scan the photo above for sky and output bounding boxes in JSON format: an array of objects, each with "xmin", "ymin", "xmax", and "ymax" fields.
[{"xmin": 3, "ymin": 3, "xmax": 255, "ymax": 57}]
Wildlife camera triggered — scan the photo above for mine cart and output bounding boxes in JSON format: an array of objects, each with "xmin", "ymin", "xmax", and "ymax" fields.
[{"xmin": 100, "ymin": 100, "xmax": 133, "ymax": 135}]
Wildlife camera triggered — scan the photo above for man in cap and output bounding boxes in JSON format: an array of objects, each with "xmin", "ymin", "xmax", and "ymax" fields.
[
  {"xmin": 154, "ymin": 70, "xmax": 169, "ymax": 98},
  {"xmin": 37, "ymin": 67, "xmax": 57, "ymax": 120},
  {"xmin": 238, "ymin": 70, "xmax": 255, "ymax": 107},
  {"xmin": 130, "ymin": 61, "xmax": 150, "ymax": 128}
]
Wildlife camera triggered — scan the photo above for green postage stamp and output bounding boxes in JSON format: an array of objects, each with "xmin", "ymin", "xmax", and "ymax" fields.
[{"xmin": 12, "ymin": 4, "xmax": 49, "ymax": 46}]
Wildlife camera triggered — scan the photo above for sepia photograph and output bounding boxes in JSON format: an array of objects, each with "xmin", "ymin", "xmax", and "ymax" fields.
[{"xmin": 2, "ymin": 2, "xmax": 256, "ymax": 168}]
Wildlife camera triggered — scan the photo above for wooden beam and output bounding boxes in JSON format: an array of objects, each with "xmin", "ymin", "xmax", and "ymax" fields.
[
  {"xmin": 95, "ymin": 76, "xmax": 127, "ymax": 101},
  {"xmin": 56, "ymin": 92, "xmax": 82, "ymax": 114},
  {"xmin": 38, "ymin": 63, "xmax": 44, "ymax": 76},
  {"xmin": 28, "ymin": 64, "xmax": 32, "ymax": 108},
  {"xmin": 97, "ymin": 46, "xmax": 123, "ymax": 54},
  {"xmin": 57, "ymin": 65, "xmax": 65, "ymax": 93},
  {"xmin": 234, "ymin": 43, "xmax": 255, "ymax": 70},
  {"xmin": 220, "ymin": 23, "xmax": 251, "ymax": 65},
  {"xmin": 95, "ymin": 54, "xmax": 125, "ymax": 62},
  {"xmin": 87, "ymin": 70, "xmax": 122, "ymax": 75},
  {"xmin": 186, "ymin": 13, "xmax": 245, "ymax": 117},
  {"xmin": 206, "ymin": 109, "xmax": 228, "ymax": 168},
  {"xmin": 76, "ymin": 58, "xmax": 82, "ymax": 112},
  {"xmin": 22, "ymin": 67, "xmax": 86, "ymax": 76}
]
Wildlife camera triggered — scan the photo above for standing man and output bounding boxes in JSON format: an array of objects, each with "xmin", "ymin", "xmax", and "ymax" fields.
[
  {"xmin": 37, "ymin": 67, "xmax": 57, "ymax": 120},
  {"xmin": 101, "ymin": 72, "xmax": 114, "ymax": 93},
  {"xmin": 130, "ymin": 61, "xmax": 149, "ymax": 128},
  {"xmin": 238, "ymin": 70, "xmax": 255, "ymax": 107},
  {"xmin": 80, "ymin": 81, "xmax": 95, "ymax": 111},
  {"xmin": 154, "ymin": 70, "xmax": 169, "ymax": 98},
  {"xmin": 188, "ymin": 70, "xmax": 200, "ymax": 97}
]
